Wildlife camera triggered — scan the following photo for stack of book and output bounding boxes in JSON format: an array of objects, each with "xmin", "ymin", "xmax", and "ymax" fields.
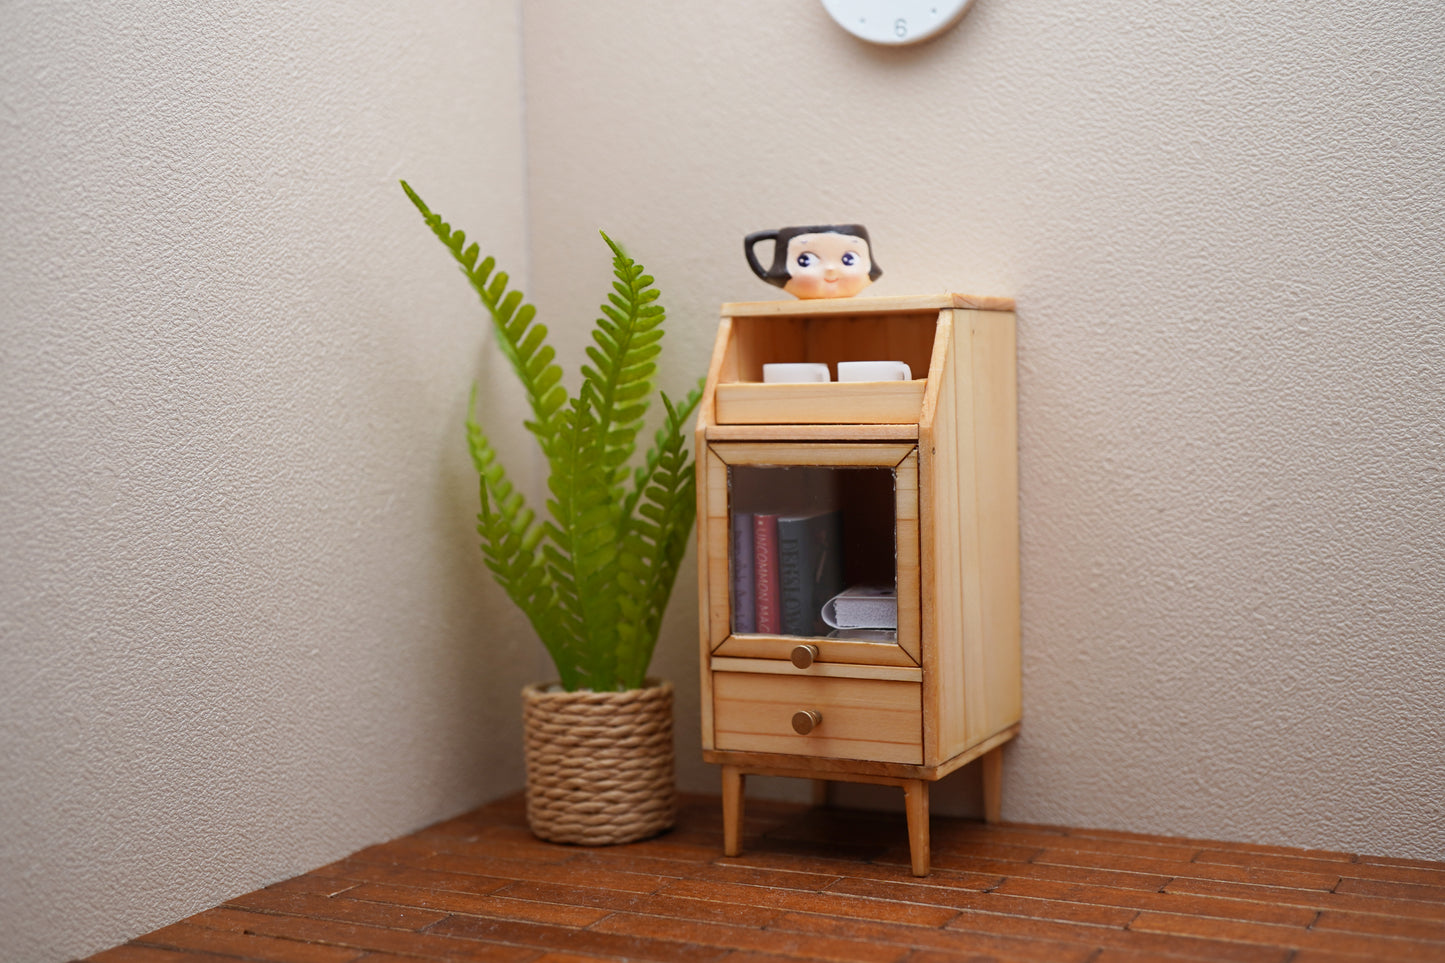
[
  {"xmin": 731, "ymin": 509, "xmax": 843, "ymax": 637},
  {"xmin": 732, "ymin": 510, "xmax": 899, "ymax": 642}
]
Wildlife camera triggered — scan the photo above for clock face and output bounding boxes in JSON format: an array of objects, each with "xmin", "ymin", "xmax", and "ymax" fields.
[{"xmin": 820, "ymin": 0, "xmax": 976, "ymax": 46}]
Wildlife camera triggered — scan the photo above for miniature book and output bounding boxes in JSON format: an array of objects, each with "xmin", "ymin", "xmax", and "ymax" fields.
[
  {"xmin": 821, "ymin": 584, "xmax": 898, "ymax": 630},
  {"xmin": 730, "ymin": 512, "xmax": 755, "ymax": 634},
  {"xmin": 752, "ymin": 514, "xmax": 781, "ymax": 634},
  {"xmin": 776, "ymin": 510, "xmax": 844, "ymax": 637}
]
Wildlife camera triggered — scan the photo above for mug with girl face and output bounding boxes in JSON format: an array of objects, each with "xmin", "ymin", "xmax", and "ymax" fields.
[{"xmin": 745, "ymin": 224, "xmax": 882, "ymax": 299}]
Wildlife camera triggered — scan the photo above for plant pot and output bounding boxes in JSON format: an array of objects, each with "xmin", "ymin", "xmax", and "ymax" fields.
[{"xmin": 521, "ymin": 678, "xmax": 676, "ymax": 845}]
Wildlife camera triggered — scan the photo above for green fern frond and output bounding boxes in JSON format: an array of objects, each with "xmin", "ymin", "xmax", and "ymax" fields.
[
  {"xmin": 541, "ymin": 388, "xmax": 624, "ymax": 684},
  {"xmin": 464, "ymin": 395, "xmax": 585, "ymax": 689},
  {"xmin": 583, "ymin": 233, "xmax": 668, "ymax": 484},
  {"xmin": 619, "ymin": 378, "xmax": 704, "ymax": 538},
  {"xmin": 404, "ymin": 181, "xmax": 699, "ymax": 692},
  {"xmin": 402, "ymin": 181, "xmax": 567, "ymax": 452},
  {"xmin": 614, "ymin": 380, "xmax": 704, "ymax": 687}
]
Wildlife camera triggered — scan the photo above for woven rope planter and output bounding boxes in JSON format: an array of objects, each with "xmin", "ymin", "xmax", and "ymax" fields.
[{"xmin": 521, "ymin": 678, "xmax": 676, "ymax": 845}]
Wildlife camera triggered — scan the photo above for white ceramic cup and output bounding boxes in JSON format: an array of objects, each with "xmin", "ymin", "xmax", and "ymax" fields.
[
  {"xmin": 837, "ymin": 360, "xmax": 912, "ymax": 382},
  {"xmin": 763, "ymin": 362, "xmax": 831, "ymax": 383}
]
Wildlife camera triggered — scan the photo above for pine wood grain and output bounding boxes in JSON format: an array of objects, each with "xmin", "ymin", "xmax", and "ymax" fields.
[
  {"xmin": 721, "ymin": 293, "xmax": 1017, "ymax": 317},
  {"xmin": 696, "ymin": 297, "xmax": 1020, "ymax": 877},
  {"xmin": 715, "ymin": 381, "xmax": 926, "ymax": 426},
  {"xmin": 711, "ymin": 672, "xmax": 923, "ymax": 765}
]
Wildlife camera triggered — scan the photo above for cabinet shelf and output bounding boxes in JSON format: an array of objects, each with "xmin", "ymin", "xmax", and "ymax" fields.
[{"xmin": 714, "ymin": 379, "xmax": 927, "ymax": 426}]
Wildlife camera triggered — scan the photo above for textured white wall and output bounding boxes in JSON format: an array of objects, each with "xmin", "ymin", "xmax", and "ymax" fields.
[
  {"xmin": 4, "ymin": 3, "xmax": 1443, "ymax": 960},
  {"xmin": 0, "ymin": 3, "xmax": 543, "ymax": 961},
  {"xmin": 518, "ymin": 2, "xmax": 1444, "ymax": 857}
]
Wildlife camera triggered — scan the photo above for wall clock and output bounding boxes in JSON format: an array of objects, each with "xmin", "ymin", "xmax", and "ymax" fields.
[{"xmin": 820, "ymin": 0, "xmax": 976, "ymax": 46}]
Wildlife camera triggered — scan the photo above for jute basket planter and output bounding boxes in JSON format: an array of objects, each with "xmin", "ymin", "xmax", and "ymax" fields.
[{"xmin": 521, "ymin": 678, "xmax": 676, "ymax": 845}]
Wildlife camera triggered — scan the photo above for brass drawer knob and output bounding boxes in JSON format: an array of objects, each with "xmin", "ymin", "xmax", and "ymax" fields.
[
  {"xmin": 790, "ymin": 644, "xmax": 819, "ymax": 669},
  {"xmin": 792, "ymin": 709, "xmax": 822, "ymax": 735}
]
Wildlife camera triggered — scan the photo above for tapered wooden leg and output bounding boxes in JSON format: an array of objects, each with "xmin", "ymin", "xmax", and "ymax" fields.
[
  {"xmin": 902, "ymin": 779, "xmax": 930, "ymax": 877},
  {"xmin": 980, "ymin": 745, "xmax": 1004, "ymax": 823},
  {"xmin": 811, "ymin": 779, "xmax": 831, "ymax": 808},
  {"xmin": 722, "ymin": 766, "xmax": 745, "ymax": 857}
]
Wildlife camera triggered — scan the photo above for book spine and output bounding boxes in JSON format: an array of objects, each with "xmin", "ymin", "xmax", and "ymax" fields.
[
  {"xmin": 778, "ymin": 518, "xmax": 806, "ymax": 636},
  {"xmin": 730, "ymin": 512, "xmax": 755, "ymax": 634},
  {"xmin": 752, "ymin": 514, "xmax": 780, "ymax": 634},
  {"xmin": 778, "ymin": 511, "xmax": 844, "ymax": 637}
]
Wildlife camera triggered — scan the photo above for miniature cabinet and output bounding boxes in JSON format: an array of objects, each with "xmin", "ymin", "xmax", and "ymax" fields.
[{"xmin": 695, "ymin": 293, "xmax": 1021, "ymax": 876}]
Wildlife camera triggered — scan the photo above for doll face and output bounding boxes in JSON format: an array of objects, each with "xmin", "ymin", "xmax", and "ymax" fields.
[{"xmin": 781, "ymin": 232, "xmax": 874, "ymax": 299}]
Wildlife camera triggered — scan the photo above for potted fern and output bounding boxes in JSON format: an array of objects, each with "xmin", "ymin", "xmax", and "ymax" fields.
[{"xmin": 403, "ymin": 182, "xmax": 702, "ymax": 844}]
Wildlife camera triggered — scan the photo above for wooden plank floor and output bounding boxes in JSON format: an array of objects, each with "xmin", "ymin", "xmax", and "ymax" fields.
[{"xmin": 86, "ymin": 792, "xmax": 1445, "ymax": 963}]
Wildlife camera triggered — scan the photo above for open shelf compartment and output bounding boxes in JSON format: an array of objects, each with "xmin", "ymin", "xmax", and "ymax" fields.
[{"xmin": 706, "ymin": 295, "xmax": 954, "ymax": 426}]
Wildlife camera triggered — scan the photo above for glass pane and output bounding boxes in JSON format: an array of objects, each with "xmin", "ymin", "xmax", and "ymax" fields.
[{"xmin": 727, "ymin": 465, "xmax": 897, "ymax": 641}]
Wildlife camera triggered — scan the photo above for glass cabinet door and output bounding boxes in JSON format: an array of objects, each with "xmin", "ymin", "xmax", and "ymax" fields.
[{"xmin": 704, "ymin": 443, "xmax": 919, "ymax": 667}]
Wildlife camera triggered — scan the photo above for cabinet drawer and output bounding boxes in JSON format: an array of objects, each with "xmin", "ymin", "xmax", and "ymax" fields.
[{"xmin": 712, "ymin": 671, "xmax": 922, "ymax": 764}]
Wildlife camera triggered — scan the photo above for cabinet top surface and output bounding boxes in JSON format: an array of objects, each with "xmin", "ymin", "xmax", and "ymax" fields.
[{"xmin": 720, "ymin": 293, "xmax": 1015, "ymax": 318}]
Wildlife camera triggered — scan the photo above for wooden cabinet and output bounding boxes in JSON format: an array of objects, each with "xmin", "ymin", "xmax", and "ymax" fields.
[{"xmin": 695, "ymin": 293, "xmax": 1020, "ymax": 875}]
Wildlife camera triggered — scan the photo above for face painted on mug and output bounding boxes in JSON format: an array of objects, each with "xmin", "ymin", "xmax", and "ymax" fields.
[{"xmin": 781, "ymin": 232, "xmax": 874, "ymax": 299}]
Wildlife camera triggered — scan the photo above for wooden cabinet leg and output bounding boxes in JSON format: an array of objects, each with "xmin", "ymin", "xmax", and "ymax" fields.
[
  {"xmin": 811, "ymin": 779, "xmax": 830, "ymax": 808},
  {"xmin": 722, "ymin": 766, "xmax": 745, "ymax": 857},
  {"xmin": 981, "ymin": 745, "xmax": 1004, "ymax": 823},
  {"xmin": 903, "ymin": 779, "xmax": 930, "ymax": 877}
]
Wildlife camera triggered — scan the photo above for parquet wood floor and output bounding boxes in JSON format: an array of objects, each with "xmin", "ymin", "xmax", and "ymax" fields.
[{"xmin": 84, "ymin": 792, "xmax": 1445, "ymax": 962}]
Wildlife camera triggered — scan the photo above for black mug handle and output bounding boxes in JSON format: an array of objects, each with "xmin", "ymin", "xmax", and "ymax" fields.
[{"xmin": 744, "ymin": 230, "xmax": 779, "ymax": 281}]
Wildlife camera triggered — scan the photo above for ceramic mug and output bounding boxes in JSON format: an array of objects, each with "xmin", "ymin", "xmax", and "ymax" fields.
[
  {"xmin": 837, "ymin": 360, "xmax": 912, "ymax": 382},
  {"xmin": 745, "ymin": 224, "xmax": 882, "ymax": 300},
  {"xmin": 763, "ymin": 362, "xmax": 832, "ymax": 383}
]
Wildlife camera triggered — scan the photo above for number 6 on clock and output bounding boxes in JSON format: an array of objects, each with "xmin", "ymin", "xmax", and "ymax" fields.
[{"xmin": 820, "ymin": 0, "xmax": 976, "ymax": 46}]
